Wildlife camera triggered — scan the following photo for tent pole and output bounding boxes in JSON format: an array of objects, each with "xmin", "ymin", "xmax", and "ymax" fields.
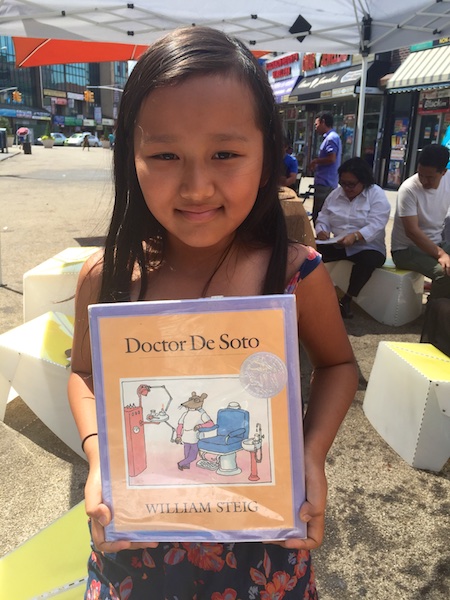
[{"xmin": 355, "ymin": 54, "xmax": 368, "ymax": 157}]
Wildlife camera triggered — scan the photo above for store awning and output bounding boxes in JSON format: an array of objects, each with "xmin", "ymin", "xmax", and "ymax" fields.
[
  {"xmin": 289, "ymin": 62, "xmax": 388, "ymax": 103},
  {"xmin": 0, "ymin": 105, "xmax": 51, "ymax": 119},
  {"xmin": 386, "ymin": 46, "xmax": 450, "ymax": 92}
]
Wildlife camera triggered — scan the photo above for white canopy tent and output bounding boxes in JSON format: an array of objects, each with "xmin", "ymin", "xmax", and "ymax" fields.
[
  {"xmin": 1, "ymin": 1, "xmax": 449, "ymax": 155},
  {"xmin": 0, "ymin": 1, "xmax": 449, "ymax": 54}
]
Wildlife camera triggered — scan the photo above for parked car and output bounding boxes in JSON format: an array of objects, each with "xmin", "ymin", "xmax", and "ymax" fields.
[
  {"xmin": 35, "ymin": 132, "xmax": 67, "ymax": 146},
  {"xmin": 64, "ymin": 132, "xmax": 102, "ymax": 147}
]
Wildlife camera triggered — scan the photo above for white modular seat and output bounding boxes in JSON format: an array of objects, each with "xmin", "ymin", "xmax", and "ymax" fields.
[
  {"xmin": 363, "ymin": 342, "xmax": 450, "ymax": 471},
  {"xmin": 0, "ymin": 311, "xmax": 82, "ymax": 458},
  {"xmin": 23, "ymin": 246, "xmax": 99, "ymax": 322},
  {"xmin": 325, "ymin": 258, "xmax": 424, "ymax": 326}
]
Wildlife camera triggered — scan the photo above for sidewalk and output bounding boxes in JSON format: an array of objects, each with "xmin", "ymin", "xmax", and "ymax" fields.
[{"xmin": 0, "ymin": 147, "xmax": 449, "ymax": 600}]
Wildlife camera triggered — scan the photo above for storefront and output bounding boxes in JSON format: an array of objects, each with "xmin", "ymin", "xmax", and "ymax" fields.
[
  {"xmin": 286, "ymin": 54, "xmax": 390, "ymax": 177},
  {"xmin": 265, "ymin": 52, "xmax": 303, "ymax": 162},
  {"xmin": 0, "ymin": 105, "xmax": 51, "ymax": 142},
  {"xmin": 384, "ymin": 42, "xmax": 450, "ymax": 189}
]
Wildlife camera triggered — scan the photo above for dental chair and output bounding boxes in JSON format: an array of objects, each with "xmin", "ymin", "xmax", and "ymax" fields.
[{"xmin": 197, "ymin": 402, "xmax": 250, "ymax": 475}]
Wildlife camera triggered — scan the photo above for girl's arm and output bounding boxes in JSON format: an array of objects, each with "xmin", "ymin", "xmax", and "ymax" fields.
[
  {"xmin": 68, "ymin": 254, "xmax": 155, "ymax": 552},
  {"xmin": 287, "ymin": 260, "xmax": 358, "ymax": 550}
]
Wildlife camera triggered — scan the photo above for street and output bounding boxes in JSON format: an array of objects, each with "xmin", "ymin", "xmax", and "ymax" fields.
[{"xmin": 0, "ymin": 145, "xmax": 449, "ymax": 600}]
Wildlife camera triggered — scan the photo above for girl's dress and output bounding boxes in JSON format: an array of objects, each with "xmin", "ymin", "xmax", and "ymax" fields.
[{"xmin": 86, "ymin": 247, "xmax": 321, "ymax": 600}]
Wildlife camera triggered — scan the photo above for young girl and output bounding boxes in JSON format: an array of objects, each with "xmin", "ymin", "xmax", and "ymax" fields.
[{"xmin": 68, "ymin": 26, "xmax": 358, "ymax": 600}]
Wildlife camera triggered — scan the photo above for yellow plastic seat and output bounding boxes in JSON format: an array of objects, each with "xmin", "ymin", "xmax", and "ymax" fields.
[{"xmin": 0, "ymin": 502, "xmax": 89, "ymax": 600}]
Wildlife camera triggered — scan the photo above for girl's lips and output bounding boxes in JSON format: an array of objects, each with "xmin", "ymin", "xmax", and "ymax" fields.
[{"xmin": 177, "ymin": 207, "xmax": 221, "ymax": 222}]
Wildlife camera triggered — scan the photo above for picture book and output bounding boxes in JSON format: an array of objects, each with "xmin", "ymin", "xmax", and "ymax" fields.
[{"xmin": 89, "ymin": 295, "xmax": 306, "ymax": 543}]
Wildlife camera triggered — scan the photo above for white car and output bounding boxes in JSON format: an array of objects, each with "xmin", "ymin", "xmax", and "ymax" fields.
[{"xmin": 65, "ymin": 132, "xmax": 102, "ymax": 147}]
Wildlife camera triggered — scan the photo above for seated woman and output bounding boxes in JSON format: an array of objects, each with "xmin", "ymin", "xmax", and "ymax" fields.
[{"xmin": 315, "ymin": 157, "xmax": 391, "ymax": 318}]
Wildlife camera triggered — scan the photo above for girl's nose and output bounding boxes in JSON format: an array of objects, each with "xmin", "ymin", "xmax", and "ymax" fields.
[{"xmin": 179, "ymin": 162, "xmax": 214, "ymax": 202}]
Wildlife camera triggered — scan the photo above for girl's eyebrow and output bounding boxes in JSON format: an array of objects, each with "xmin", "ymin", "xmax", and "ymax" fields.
[
  {"xmin": 141, "ymin": 133, "xmax": 178, "ymax": 144},
  {"xmin": 140, "ymin": 132, "xmax": 251, "ymax": 144}
]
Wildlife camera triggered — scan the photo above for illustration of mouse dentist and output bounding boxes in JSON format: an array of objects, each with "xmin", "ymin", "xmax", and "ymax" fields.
[{"xmin": 175, "ymin": 392, "xmax": 214, "ymax": 470}]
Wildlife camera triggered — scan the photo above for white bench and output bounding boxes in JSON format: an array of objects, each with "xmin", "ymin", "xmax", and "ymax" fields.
[
  {"xmin": 325, "ymin": 258, "xmax": 424, "ymax": 326},
  {"xmin": 0, "ymin": 311, "xmax": 82, "ymax": 458},
  {"xmin": 363, "ymin": 342, "xmax": 450, "ymax": 472}
]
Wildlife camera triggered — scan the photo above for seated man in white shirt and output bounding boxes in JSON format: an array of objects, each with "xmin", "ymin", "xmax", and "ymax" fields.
[
  {"xmin": 391, "ymin": 144, "xmax": 450, "ymax": 301},
  {"xmin": 315, "ymin": 157, "xmax": 391, "ymax": 318}
]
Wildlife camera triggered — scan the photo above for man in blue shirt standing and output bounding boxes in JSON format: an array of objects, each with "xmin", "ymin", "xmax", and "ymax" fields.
[{"xmin": 309, "ymin": 111, "xmax": 342, "ymax": 224}]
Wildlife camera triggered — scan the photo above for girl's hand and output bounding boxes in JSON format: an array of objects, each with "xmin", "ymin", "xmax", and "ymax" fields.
[
  {"xmin": 264, "ymin": 458, "xmax": 327, "ymax": 551},
  {"xmin": 85, "ymin": 464, "xmax": 158, "ymax": 553}
]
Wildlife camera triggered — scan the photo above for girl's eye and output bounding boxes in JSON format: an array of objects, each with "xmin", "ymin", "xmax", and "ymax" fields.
[
  {"xmin": 214, "ymin": 152, "xmax": 236, "ymax": 160},
  {"xmin": 152, "ymin": 153, "xmax": 178, "ymax": 160}
]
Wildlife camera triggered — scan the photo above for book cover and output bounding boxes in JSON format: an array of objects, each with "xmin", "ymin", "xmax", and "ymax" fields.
[{"xmin": 89, "ymin": 295, "xmax": 306, "ymax": 543}]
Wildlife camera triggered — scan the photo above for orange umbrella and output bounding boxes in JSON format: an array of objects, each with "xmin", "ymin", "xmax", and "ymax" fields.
[
  {"xmin": 13, "ymin": 36, "xmax": 268, "ymax": 68},
  {"xmin": 13, "ymin": 37, "xmax": 150, "ymax": 68}
]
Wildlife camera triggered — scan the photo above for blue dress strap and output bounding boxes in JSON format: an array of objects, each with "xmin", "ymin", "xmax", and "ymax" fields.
[{"xmin": 284, "ymin": 246, "xmax": 322, "ymax": 294}]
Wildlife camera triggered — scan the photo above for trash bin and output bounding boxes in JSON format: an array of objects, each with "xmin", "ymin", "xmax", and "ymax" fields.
[
  {"xmin": 23, "ymin": 141, "xmax": 32, "ymax": 154},
  {"xmin": 0, "ymin": 128, "xmax": 7, "ymax": 153}
]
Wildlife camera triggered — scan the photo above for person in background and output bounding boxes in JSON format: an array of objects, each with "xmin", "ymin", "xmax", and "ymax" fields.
[
  {"xmin": 68, "ymin": 26, "xmax": 357, "ymax": 599},
  {"xmin": 82, "ymin": 133, "xmax": 90, "ymax": 151},
  {"xmin": 309, "ymin": 111, "xmax": 342, "ymax": 224},
  {"xmin": 391, "ymin": 144, "xmax": 450, "ymax": 300},
  {"xmin": 281, "ymin": 141, "xmax": 299, "ymax": 192},
  {"xmin": 108, "ymin": 131, "xmax": 115, "ymax": 150},
  {"xmin": 315, "ymin": 157, "xmax": 391, "ymax": 318}
]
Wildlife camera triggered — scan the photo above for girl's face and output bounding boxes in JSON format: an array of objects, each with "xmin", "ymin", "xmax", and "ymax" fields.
[{"xmin": 134, "ymin": 75, "xmax": 265, "ymax": 250}]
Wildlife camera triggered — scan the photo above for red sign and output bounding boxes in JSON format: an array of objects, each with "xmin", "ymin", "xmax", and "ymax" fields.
[
  {"xmin": 266, "ymin": 53, "xmax": 299, "ymax": 72},
  {"xmin": 302, "ymin": 53, "xmax": 349, "ymax": 72}
]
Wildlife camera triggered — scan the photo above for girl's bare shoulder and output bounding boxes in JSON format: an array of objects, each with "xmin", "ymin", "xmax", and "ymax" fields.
[
  {"xmin": 79, "ymin": 249, "xmax": 104, "ymax": 279},
  {"xmin": 286, "ymin": 243, "xmax": 316, "ymax": 280},
  {"xmin": 76, "ymin": 248, "xmax": 104, "ymax": 301}
]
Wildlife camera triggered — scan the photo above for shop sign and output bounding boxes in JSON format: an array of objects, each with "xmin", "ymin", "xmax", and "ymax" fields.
[
  {"xmin": 53, "ymin": 97, "xmax": 67, "ymax": 105},
  {"xmin": 67, "ymin": 92, "xmax": 84, "ymax": 101},
  {"xmin": 266, "ymin": 52, "xmax": 301, "ymax": 84},
  {"xmin": 332, "ymin": 86, "xmax": 355, "ymax": 97},
  {"xmin": 65, "ymin": 116, "xmax": 83, "ymax": 126},
  {"xmin": 16, "ymin": 109, "xmax": 33, "ymax": 118},
  {"xmin": 102, "ymin": 118, "xmax": 115, "ymax": 126},
  {"xmin": 94, "ymin": 106, "xmax": 102, "ymax": 125},
  {"xmin": 418, "ymin": 91, "xmax": 450, "ymax": 114},
  {"xmin": 297, "ymin": 72, "xmax": 339, "ymax": 90},
  {"xmin": 53, "ymin": 115, "xmax": 65, "ymax": 125},
  {"xmin": 83, "ymin": 118, "xmax": 95, "ymax": 126},
  {"xmin": 302, "ymin": 53, "xmax": 351, "ymax": 75},
  {"xmin": 0, "ymin": 108, "xmax": 16, "ymax": 117},
  {"xmin": 43, "ymin": 88, "xmax": 66, "ymax": 98},
  {"xmin": 411, "ymin": 37, "xmax": 450, "ymax": 52}
]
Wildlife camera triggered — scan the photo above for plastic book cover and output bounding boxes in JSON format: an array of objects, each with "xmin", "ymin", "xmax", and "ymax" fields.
[{"xmin": 89, "ymin": 295, "xmax": 306, "ymax": 543}]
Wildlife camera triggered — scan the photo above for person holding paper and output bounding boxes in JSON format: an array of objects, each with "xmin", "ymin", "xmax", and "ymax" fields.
[{"xmin": 315, "ymin": 157, "xmax": 391, "ymax": 318}]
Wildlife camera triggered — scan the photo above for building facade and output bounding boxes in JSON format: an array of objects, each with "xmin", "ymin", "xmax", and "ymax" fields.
[
  {"xmin": 382, "ymin": 39, "xmax": 450, "ymax": 189},
  {"xmin": 266, "ymin": 51, "xmax": 391, "ymax": 182},
  {"xmin": 0, "ymin": 36, "xmax": 127, "ymax": 142}
]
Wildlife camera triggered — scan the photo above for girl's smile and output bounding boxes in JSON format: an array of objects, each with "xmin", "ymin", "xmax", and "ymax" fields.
[{"xmin": 134, "ymin": 74, "xmax": 265, "ymax": 251}]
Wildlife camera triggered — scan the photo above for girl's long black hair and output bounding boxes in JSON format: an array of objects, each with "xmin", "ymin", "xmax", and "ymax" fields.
[{"xmin": 99, "ymin": 26, "xmax": 287, "ymax": 302}]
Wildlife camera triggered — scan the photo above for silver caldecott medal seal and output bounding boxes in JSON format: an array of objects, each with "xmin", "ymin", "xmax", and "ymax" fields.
[{"xmin": 239, "ymin": 352, "xmax": 288, "ymax": 398}]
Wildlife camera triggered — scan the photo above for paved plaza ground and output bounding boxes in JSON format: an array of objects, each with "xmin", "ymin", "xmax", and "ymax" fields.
[{"xmin": 0, "ymin": 145, "xmax": 449, "ymax": 599}]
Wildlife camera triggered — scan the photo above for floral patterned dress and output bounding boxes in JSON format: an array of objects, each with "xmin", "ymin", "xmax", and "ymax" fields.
[{"xmin": 85, "ymin": 247, "xmax": 322, "ymax": 600}]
